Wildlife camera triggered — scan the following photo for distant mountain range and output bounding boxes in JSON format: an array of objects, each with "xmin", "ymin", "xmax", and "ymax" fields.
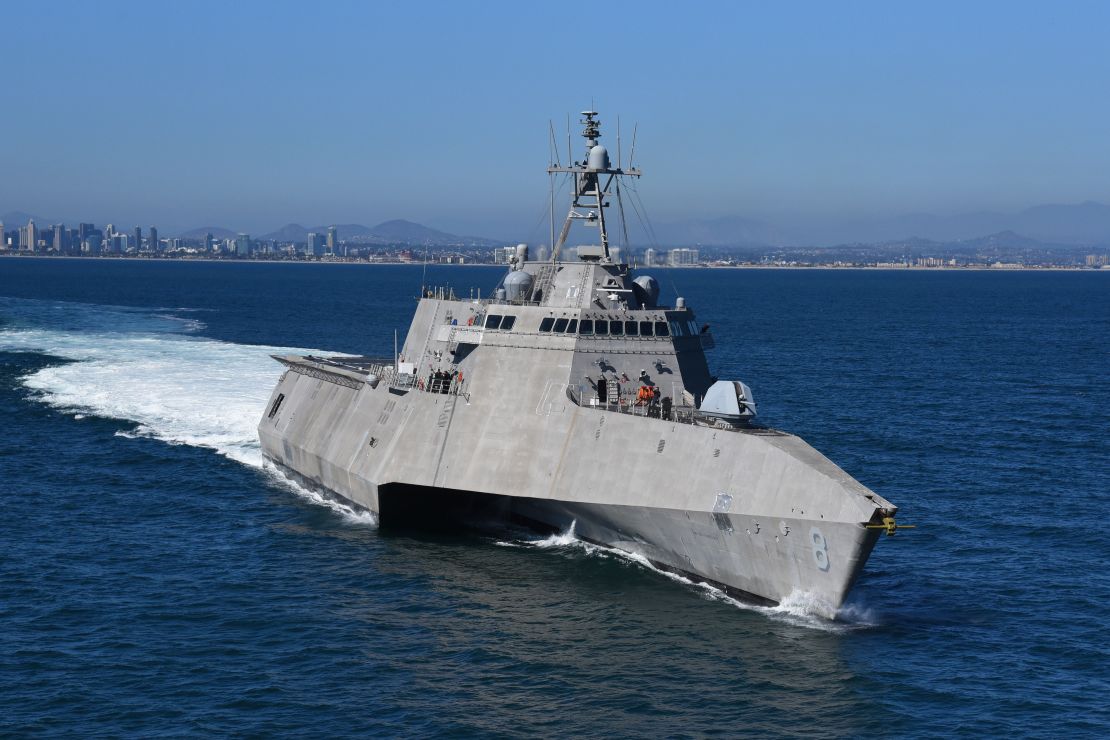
[
  {"xmin": 1, "ymin": 211, "xmax": 53, "ymax": 226},
  {"xmin": 8, "ymin": 202, "xmax": 1110, "ymax": 250},
  {"xmin": 178, "ymin": 219, "xmax": 502, "ymax": 247},
  {"xmin": 178, "ymin": 226, "xmax": 238, "ymax": 240},
  {"xmin": 652, "ymin": 201, "xmax": 1110, "ymax": 248}
]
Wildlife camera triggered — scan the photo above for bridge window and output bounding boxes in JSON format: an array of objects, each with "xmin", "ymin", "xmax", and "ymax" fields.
[
  {"xmin": 610, "ymin": 320, "xmax": 624, "ymax": 336},
  {"xmin": 640, "ymin": 321, "xmax": 654, "ymax": 336},
  {"xmin": 485, "ymin": 314, "xmax": 503, "ymax": 329},
  {"xmin": 566, "ymin": 319, "xmax": 578, "ymax": 334},
  {"xmin": 655, "ymin": 321, "xmax": 670, "ymax": 336},
  {"xmin": 595, "ymin": 320, "xmax": 609, "ymax": 336},
  {"xmin": 500, "ymin": 315, "xmax": 516, "ymax": 331},
  {"xmin": 539, "ymin": 317, "xmax": 555, "ymax": 332},
  {"xmin": 554, "ymin": 318, "xmax": 569, "ymax": 333},
  {"xmin": 687, "ymin": 320, "xmax": 698, "ymax": 335},
  {"xmin": 670, "ymin": 320, "xmax": 685, "ymax": 336},
  {"xmin": 580, "ymin": 319, "xmax": 594, "ymax": 335},
  {"xmin": 624, "ymin": 320, "xmax": 639, "ymax": 336}
]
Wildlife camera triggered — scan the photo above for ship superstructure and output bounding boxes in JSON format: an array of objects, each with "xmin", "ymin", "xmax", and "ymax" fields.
[{"xmin": 259, "ymin": 112, "xmax": 901, "ymax": 610}]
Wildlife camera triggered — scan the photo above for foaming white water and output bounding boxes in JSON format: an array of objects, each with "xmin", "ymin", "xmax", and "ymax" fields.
[
  {"xmin": 259, "ymin": 460, "xmax": 378, "ymax": 526},
  {"xmin": 495, "ymin": 521, "xmax": 583, "ymax": 549},
  {"xmin": 0, "ymin": 308, "xmax": 375, "ymax": 525},
  {"xmin": 496, "ymin": 523, "xmax": 876, "ymax": 631},
  {"xmin": 2, "ymin": 324, "xmax": 292, "ymax": 466}
]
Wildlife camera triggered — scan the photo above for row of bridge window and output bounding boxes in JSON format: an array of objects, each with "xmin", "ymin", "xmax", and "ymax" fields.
[
  {"xmin": 482, "ymin": 313, "xmax": 702, "ymax": 338},
  {"xmin": 539, "ymin": 318, "xmax": 672, "ymax": 337}
]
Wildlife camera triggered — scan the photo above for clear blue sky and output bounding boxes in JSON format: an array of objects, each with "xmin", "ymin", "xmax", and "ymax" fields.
[{"xmin": 4, "ymin": 0, "xmax": 1109, "ymax": 239}]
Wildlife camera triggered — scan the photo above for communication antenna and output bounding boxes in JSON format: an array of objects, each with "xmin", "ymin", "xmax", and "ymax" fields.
[
  {"xmin": 617, "ymin": 115, "xmax": 622, "ymax": 170},
  {"xmin": 566, "ymin": 113, "xmax": 572, "ymax": 169},
  {"xmin": 548, "ymin": 120, "xmax": 560, "ymax": 252},
  {"xmin": 548, "ymin": 120, "xmax": 561, "ymax": 166},
  {"xmin": 420, "ymin": 244, "xmax": 430, "ymax": 297},
  {"xmin": 628, "ymin": 123, "xmax": 638, "ymax": 170},
  {"xmin": 548, "ymin": 110, "xmax": 642, "ymax": 263}
]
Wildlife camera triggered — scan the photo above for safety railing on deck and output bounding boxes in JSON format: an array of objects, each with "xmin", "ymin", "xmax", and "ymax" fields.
[{"xmin": 564, "ymin": 383, "xmax": 783, "ymax": 435}]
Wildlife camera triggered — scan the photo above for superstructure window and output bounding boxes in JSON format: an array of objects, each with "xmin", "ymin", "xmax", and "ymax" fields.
[
  {"xmin": 639, "ymin": 321, "xmax": 654, "ymax": 336},
  {"xmin": 595, "ymin": 320, "xmax": 609, "ymax": 336},
  {"xmin": 268, "ymin": 393, "xmax": 285, "ymax": 419},
  {"xmin": 539, "ymin": 317, "xmax": 555, "ymax": 332},
  {"xmin": 655, "ymin": 321, "xmax": 670, "ymax": 336},
  {"xmin": 625, "ymin": 320, "xmax": 639, "ymax": 336},
  {"xmin": 580, "ymin": 319, "xmax": 594, "ymax": 335},
  {"xmin": 500, "ymin": 316, "xmax": 516, "ymax": 331},
  {"xmin": 485, "ymin": 314, "xmax": 503, "ymax": 329},
  {"xmin": 610, "ymin": 321, "xmax": 624, "ymax": 336},
  {"xmin": 553, "ymin": 318, "xmax": 569, "ymax": 333},
  {"xmin": 566, "ymin": 319, "xmax": 578, "ymax": 334}
]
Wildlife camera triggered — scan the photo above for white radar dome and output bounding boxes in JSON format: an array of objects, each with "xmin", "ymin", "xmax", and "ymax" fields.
[
  {"xmin": 587, "ymin": 145, "xmax": 611, "ymax": 171},
  {"xmin": 503, "ymin": 270, "xmax": 534, "ymax": 302}
]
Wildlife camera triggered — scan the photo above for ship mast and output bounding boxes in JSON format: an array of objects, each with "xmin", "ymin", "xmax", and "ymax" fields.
[{"xmin": 548, "ymin": 111, "xmax": 641, "ymax": 263}]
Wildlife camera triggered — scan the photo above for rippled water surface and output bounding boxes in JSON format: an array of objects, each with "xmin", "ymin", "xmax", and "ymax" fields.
[{"xmin": 1, "ymin": 259, "xmax": 1107, "ymax": 736}]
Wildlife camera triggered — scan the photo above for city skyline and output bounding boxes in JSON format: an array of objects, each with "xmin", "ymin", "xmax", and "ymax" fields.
[
  {"xmin": 4, "ymin": 211, "xmax": 1107, "ymax": 270},
  {"xmin": 4, "ymin": 2, "xmax": 1110, "ymax": 243}
]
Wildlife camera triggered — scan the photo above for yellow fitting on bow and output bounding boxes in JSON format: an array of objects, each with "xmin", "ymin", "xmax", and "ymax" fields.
[{"xmin": 865, "ymin": 516, "xmax": 916, "ymax": 536}]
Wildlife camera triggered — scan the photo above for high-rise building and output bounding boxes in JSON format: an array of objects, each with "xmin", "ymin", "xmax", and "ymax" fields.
[
  {"xmin": 23, "ymin": 219, "xmax": 37, "ymax": 251},
  {"xmin": 236, "ymin": 233, "xmax": 251, "ymax": 256},
  {"xmin": 149, "ymin": 226, "xmax": 159, "ymax": 253},
  {"xmin": 644, "ymin": 248, "xmax": 656, "ymax": 266},
  {"xmin": 0, "ymin": 222, "xmax": 5, "ymax": 249},
  {"xmin": 204, "ymin": 232, "xmax": 213, "ymax": 252},
  {"xmin": 306, "ymin": 232, "xmax": 321, "ymax": 257},
  {"xmin": 326, "ymin": 226, "xmax": 338, "ymax": 255},
  {"xmin": 53, "ymin": 224, "xmax": 65, "ymax": 253},
  {"xmin": 85, "ymin": 230, "xmax": 103, "ymax": 254},
  {"xmin": 134, "ymin": 226, "xmax": 142, "ymax": 252},
  {"xmin": 110, "ymin": 234, "xmax": 127, "ymax": 253},
  {"xmin": 78, "ymin": 223, "xmax": 94, "ymax": 242},
  {"xmin": 668, "ymin": 248, "xmax": 699, "ymax": 266}
]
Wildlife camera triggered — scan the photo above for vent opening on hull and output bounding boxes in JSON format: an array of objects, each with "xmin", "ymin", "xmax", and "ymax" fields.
[{"xmin": 267, "ymin": 393, "xmax": 285, "ymax": 419}]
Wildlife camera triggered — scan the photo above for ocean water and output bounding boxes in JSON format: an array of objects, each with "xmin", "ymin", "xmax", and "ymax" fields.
[{"xmin": 0, "ymin": 258, "xmax": 1106, "ymax": 737}]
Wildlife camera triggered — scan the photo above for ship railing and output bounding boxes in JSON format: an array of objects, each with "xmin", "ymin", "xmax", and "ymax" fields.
[
  {"xmin": 400, "ymin": 370, "xmax": 469, "ymax": 397},
  {"xmin": 421, "ymin": 286, "xmax": 459, "ymax": 301},
  {"xmin": 564, "ymin": 383, "xmax": 776, "ymax": 433},
  {"xmin": 565, "ymin": 383, "xmax": 684, "ymax": 421},
  {"xmin": 304, "ymin": 354, "xmax": 396, "ymax": 378},
  {"xmin": 388, "ymin": 369, "xmax": 419, "ymax": 390}
]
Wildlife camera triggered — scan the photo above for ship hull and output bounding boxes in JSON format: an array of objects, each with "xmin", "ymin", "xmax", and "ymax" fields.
[
  {"xmin": 263, "ymin": 454, "xmax": 879, "ymax": 610},
  {"xmin": 259, "ymin": 354, "xmax": 891, "ymax": 610}
]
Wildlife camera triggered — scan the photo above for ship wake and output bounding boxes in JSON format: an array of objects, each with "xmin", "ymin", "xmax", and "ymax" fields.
[{"xmin": 0, "ymin": 297, "xmax": 374, "ymax": 524}]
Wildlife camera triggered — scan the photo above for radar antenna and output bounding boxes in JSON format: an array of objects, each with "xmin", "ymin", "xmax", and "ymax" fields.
[{"xmin": 548, "ymin": 111, "xmax": 641, "ymax": 263}]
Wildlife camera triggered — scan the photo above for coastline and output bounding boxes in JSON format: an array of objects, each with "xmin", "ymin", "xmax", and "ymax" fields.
[{"xmin": 1, "ymin": 253, "xmax": 1105, "ymax": 271}]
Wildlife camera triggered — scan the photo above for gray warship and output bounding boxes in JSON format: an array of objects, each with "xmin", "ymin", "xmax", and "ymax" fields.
[{"xmin": 259, "ymin": 111, "xmax": 905, "ymax": 610}]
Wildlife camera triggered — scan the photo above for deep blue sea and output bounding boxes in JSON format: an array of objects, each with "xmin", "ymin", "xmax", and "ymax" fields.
[{"xmin": 1, "ymin": 258, "xmax": 1107, "ymax": 737}]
